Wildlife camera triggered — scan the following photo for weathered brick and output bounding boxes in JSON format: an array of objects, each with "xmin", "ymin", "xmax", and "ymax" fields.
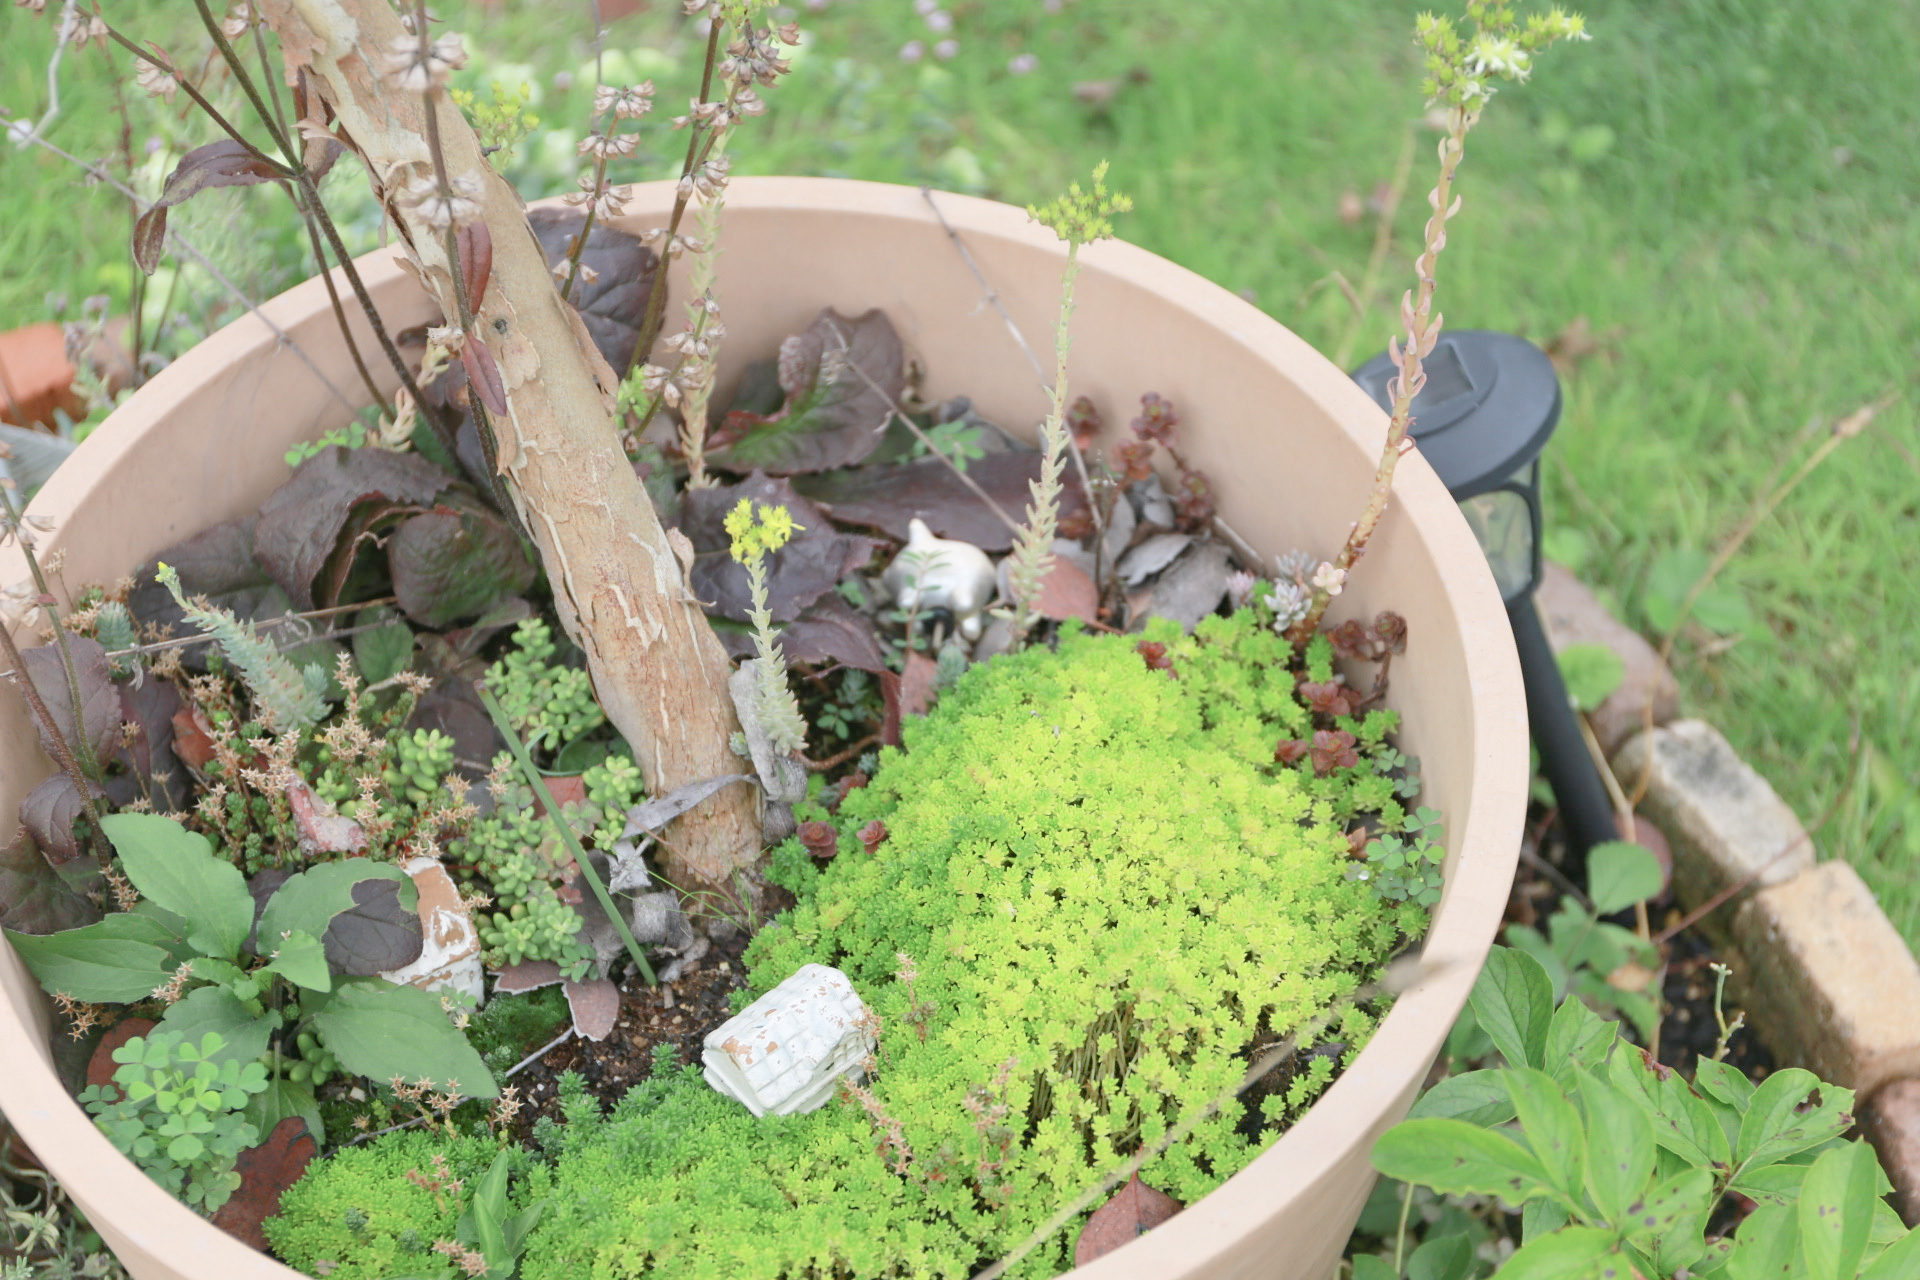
[
  {"xmin": 1535, "ymin": 560, "xmax": 1679, "ymax": 756},
  {"xmin": 1731, "ymin": 861, "xmax": 1920, "ymax": 1099},
  {"xmin": 1861, "ymin": 1079, "xmax": 1920, "ymax": 1227},
  {"xmin": 1614, "ymin": 720, "xmax": 1813, "ymax": 937}
]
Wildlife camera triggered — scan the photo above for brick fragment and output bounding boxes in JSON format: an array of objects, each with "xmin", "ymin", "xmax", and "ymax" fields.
[
  {"xmin": 1615, "ymin": 720, "xmax": 1813, "ymax": 936},
  {"xmin": 1861, "ymin": 1079, "xmax": 1920, "ymax": 1227},
  {"xmin": 1731, "ymin": 861, "xmax": 1920, "ymax": 1100}
]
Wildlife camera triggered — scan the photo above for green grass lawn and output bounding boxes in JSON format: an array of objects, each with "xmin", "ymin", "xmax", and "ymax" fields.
[{"xmin": 2, "ymin": 0, "xmax": 1915, "ymax": 937}]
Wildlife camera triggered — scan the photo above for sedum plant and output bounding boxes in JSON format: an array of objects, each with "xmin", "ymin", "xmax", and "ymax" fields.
[
  {"xmin": 447, "ymin": 753, "xmax": 646, "ymax": 974},
  {"xmin": 78, "ymin": 1030, "xmax": 268, "ymax": 1214},
  {"xmin": 724, "ymin": 498, "xmax": 809, "ymax": 755},
  {"xmin": 1293, "ymin": 2, "xmax": 1588, "ymax": 640},
  {"xmin": 276, "ymin": 607, "xmax": 1426, "ymax": 1279},
  {"xmin": 1004, "ymin": 162, "xmax": 1132, "ymax": 642},
  {"xmin": 483, "ymin": 619, "xmax": 606, "ymax": 757},
  {"xmin": 155, "ymin": 562, "xmax": 330, "ymax": 733},
  {"xmin": 264, "ymin": 1129, "xmax": 531, "ymax": 1278}
]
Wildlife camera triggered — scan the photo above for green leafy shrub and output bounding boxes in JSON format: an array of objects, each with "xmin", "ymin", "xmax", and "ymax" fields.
[
  {"xmin": 78, "ymin": 1030, "xmax": 268, "ymax": 1214},
  {"xmin": 1374, "ymin": 947, "xmax": 1920, "ymax": 1280},
  {"xmin": 5, "ymin": 813, "xmax": 499, "ymax": 1157}
]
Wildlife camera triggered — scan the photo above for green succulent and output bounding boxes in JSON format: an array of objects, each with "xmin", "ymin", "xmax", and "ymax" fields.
[
  {"xmin": 383, "ymin": 728, "xmax": 458, "ymax": 809},
  {"xmin": 485, "ymin": 619, "xmax": 605, "ymax": 755}
]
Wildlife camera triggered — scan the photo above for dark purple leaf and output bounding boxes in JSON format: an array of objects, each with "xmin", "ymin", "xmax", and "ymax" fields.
[
  {"xmin": 245, "ymin": 869, "xmax": 294, "ymax": 954},
  {"xmin": 321, "ymin": 878, "xmax": 424, "ymax": 977},
  {"xmin": 678, "ymin": 472, "xmax": 831, "ymax": 553},
  {"xmin": 407, "ymin": 683, "xmax": 500, "ymax": 771},
  {"xmin": 714, "ymin": 358, "xmax": 784, "ymax": 420},
  {"xmin": 316, "ymin": 497, "xmax": 425, "ymax": 610},
  {"xmin": 0, "ymin": 828, "xmax": 99, "ymax": 935},
  {"xmin": 104, "ymin": 678, "xmax": 187, "ymax": 811},
  {"xmin": 1075, "ymin": 1175, "xmax": 1183, "ymax": 1266},
  {"xmin": 20, "ymin": 637, "xmax": 120, "ymax": 763},
  {"xmin": 12, "ymin": 747, "xmax": 92, "ymax": 861},
  {"xmin": 710, "ymin": 309, "xmax": 905, "ymax": 476},
  {"xmin": 18, "ymin": 773, "xmax": 103, "ymax": 882},
  {"xmin": 387, "ymin": 499, "xmax": 537, "ymax": 629},
  {"xmin": 128, "ymin": 517, "xmax": 263, "ymax": 621},
  {"xmin": 254, "ymin": 448, "xmax": 455, "ymax": 608},
  {"xmin": 713, "ymin": 595, "xmax": 889, "ymax": 673},
  {"xmin": 133, "ymin": 140, "xmax": 284, "ymax": 274},
  {"xmin": 565, "ymin": 977, "xmax": 620, "ymax": 1041},
  {"xmin": 456, "ymin": 222, "xmax": 493, "ymax": 313},
  {"xmin": 528, "ymin": 207, "xmax": 655, "ymax": 377},
  {"xmin": 792, "ymin": 451, "xmax": 1088, "ymax": 553},
  {"xmin": 459, "ymin": 340, "xmax": 509, "ymax": 417},
  {"xmin": 689, "ymin": 534, "xmax": 879, "ymax": 625}
]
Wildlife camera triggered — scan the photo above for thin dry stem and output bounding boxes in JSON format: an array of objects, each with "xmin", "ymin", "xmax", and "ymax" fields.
[{"xmin": 1293, "ymin": 109, "xmax": 1475, "ymax": 643}]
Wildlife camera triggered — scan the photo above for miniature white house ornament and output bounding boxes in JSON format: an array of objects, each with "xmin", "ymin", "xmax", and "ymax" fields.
[
  {"xmin": 881, "ymin": 518, "xmax": 998, "ymax": 641},
  {"xmin": 701, "ymin": 964, "xmax": 877, "ymax": 1117}
]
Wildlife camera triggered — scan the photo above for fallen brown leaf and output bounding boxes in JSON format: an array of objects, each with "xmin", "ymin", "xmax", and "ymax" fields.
[
  {"xmin": 494, "ymin": 959, "xmax": 566, "ymax": 993},
  {"xmin": 899, "ymin": 650, "xmax": 939, "ymax": 718},
  {"xmin": 211, "ymin": 1118, "xmax": 318, "ymax": 1251},
  {"xmin": 85, "ymin": 1017, "xmax": 157, "ymax": 1096},
  {"xmin": 1074, "ymin": 1174, "xmax": 1183, "ymax": 1266}
]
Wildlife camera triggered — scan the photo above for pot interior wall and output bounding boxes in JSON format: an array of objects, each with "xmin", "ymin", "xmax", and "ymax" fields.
[{"xmin": 0, "ymin": 179, "xmax": 1521, "ymax": 1280}]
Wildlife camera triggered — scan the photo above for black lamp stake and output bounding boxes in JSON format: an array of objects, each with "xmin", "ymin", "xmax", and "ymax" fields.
[{"xmin": 1353, "ymin": 331, "xmax": 1618, "ymax": 859}]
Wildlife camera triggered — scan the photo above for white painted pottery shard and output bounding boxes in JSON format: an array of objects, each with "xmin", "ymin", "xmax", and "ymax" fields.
[
  {"xmin": 702, "ymin": 964, "xmax": 876, "ymax": 1117},
  {"xmin": 378, "ymin": 855, "xmax": 485, "ymax": 1006}
]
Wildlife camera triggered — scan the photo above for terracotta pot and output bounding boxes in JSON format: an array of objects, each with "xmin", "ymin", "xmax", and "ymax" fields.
[{"xmin": 0, "ymin": 178, "xmax": 1527, "ymax": 1280}]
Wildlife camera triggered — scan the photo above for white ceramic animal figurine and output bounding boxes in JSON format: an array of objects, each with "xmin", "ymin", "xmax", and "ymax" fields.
[
  {"xmin": 881, "ymin": 518, "xmax": 998, "ymax": 641},
  {"xmin": 701, "ymin": 964, "xmax": 876, "ymax": 1117}
]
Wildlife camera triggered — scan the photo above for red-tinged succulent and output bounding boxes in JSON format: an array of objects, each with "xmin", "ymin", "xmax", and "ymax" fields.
[
  {"xmin": 1309, "ymin": 729, "xmax": 1360, "ymax": 776},
  {"xmin": 1298, "ymin": 678, "xmax": 1356, "ymax": 718}
]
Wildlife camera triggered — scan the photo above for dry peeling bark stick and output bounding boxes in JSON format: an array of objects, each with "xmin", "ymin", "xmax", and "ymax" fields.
[{"xmin": 257, "ymin": 0, "xmax": 760, "ymax": 896}]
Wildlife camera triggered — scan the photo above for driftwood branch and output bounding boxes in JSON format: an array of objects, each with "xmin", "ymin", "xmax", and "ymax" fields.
[{"xmin": 256, "ymin": 0, "xmax": 761, "ymax": 894}]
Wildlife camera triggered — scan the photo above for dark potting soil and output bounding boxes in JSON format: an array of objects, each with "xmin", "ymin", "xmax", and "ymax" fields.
[
  {"xmin": 1510, "ymin": 806, "xmax": 1774, "ymax": 1082},
  {"xmin": 500, "ymin": 927, "xmax": 753, "ymax": 1144}
]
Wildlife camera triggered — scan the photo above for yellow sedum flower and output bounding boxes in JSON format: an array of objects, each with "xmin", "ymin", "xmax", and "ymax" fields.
[{"xmin": 724, "ymin": 498, "xmax": 803, "ymax": 565}]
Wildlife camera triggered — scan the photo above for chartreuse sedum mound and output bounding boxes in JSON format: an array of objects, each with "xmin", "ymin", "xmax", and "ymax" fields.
[{"xmin": 271, "ymin": 610, "xmax": 1432, "ymax": 1280}]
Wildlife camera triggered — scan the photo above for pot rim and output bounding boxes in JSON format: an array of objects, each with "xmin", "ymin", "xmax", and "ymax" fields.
[{"xmin": 0, "ymin": 176, "xmax": 1526, "ymax": 1280}]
